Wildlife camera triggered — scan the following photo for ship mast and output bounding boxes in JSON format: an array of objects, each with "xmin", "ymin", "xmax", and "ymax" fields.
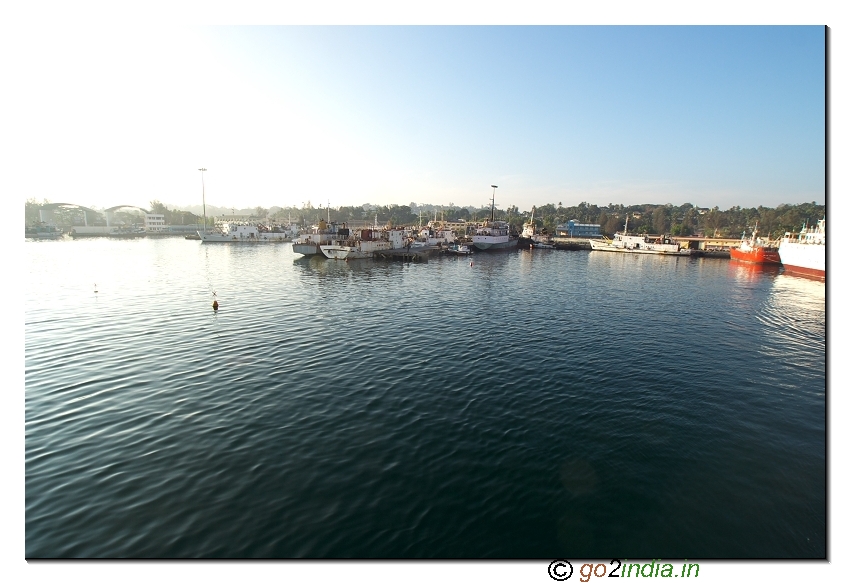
[
  {"xmin": 490, "ymin": 185, "xmax": 498, "ymax": 222},
  {"xmin": 198, "ymin": 168, "xmax": 207, "ymax": 234}
]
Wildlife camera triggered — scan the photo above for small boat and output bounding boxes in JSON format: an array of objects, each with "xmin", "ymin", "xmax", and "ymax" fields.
[
  {"xmin": 730, "ymin": 222, "xmax": 780, "ymax": 264},
  {"xmin": 530, "ymin": 242, "xmax": 555, "ymax": 249},
  {"xmin": 446, "ymin": 243, "xmax": 472, "ymax": 255},
  {"xmin": 26, "ymin": 224, "xmax": 64, "ymax": 239},
  {"xmin": 778, "ymin": 218, "xmax": 825, "ymax": 279},
  {"xmin": 588, "ymin": 215, "xmax": 690, "ymax": 256},
  {"xmin": 109, "ymin": 227, "xmax": 145, "ymax": 239}
]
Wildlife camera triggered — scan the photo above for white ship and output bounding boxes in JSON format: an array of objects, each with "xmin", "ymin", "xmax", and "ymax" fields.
[
  {"xmin": 588, "ymin": 216, "xmax": 690, "ymax": 255},
  {"xmin": 320, "ymin": 229, "xmax": 406, "ymax": 260},
  {"xmin": 471, "ymin": 185, "xmax": 519, "ymax": 251},
  {"xmin": 292, "ymin": 220, "xmax": 349, "ymax": 256},
  {"xmin": 199, "ymin": 221, "xmax": 292, "ymax": 243},
  {"xmin": 778, "ymin": 218, "xmax": 825, "ymax": 279}
]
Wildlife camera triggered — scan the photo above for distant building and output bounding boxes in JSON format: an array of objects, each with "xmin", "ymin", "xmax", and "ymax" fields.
[
  {"xmin": 145, "ymin": 213, "xmax": 166, "ymax": 231},
  {"xmin": 556, "ymin": 220, "xmax": 602, "ymax": 238}
]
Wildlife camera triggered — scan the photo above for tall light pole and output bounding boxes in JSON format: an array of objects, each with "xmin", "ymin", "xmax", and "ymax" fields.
[
  {"xmin": 490, "ymin": 185, "xmax": 498, "ymax": 222},
  {"xmin": 199, "ymin": 168, "xmax": 207, "ymax": 234}
]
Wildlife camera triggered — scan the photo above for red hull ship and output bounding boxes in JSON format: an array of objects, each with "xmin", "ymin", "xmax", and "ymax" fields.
[{"xmin": 730, "ymin": 223, "xmax": 780, "ymax": 264}]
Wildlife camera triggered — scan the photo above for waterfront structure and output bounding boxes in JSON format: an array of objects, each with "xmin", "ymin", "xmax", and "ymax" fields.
[
  {"xmin": 145, "ymin": 214, "xmax": 166, "ymax": 232},
  {"xmin": 556, "ymin": 220, "xmax": 602, "ymax": 238}
]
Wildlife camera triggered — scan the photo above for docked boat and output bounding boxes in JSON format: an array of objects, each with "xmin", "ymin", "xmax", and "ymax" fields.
[
  {"xmin": 471, "ymin": 185, "xmax": 519, "ymax": 251},
  {"xmin": 518, "ymin": 206, "xmax": 554, "ymax": 248},
  {"xmin": 320, "ymin": 228, "xmax": 405, "ymax": 260},
  {"xmin": 445, "ymin": 243, "xmax": 472, "ymax": 255},
  {"xmin": 292, "ymin": 220, "xmax": 350, "ymax": 256},
  {"xmin": 588, "ymin": 216, "xmax": 690, "ymax": 255},
  {"xmin": 26, "ymin": 224, "xmax": 64, "ymax": 239},
  {"xmin": 413, "ymin": 225, "xmax": 456, "ymax": 247},
  {"xmin": 730, "ymin": 222, "xmax": 780, "ymax": 264},
  {"xmin": 109, "ymin": 227, "xmax": 146, "ymax": 239},
  {"xmin": 199, "ymin": 221, "xmax": 293, "ymax": 243},
  {"xmin": 778, "ymin": 218, "xmax": 825, "ymax": 279}
]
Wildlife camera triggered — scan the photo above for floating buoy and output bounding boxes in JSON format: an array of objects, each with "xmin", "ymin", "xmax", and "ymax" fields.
[
  {"xmin": 212, "ymin": 300, "xmax": 219, "ymax": 311},
  {"xmin": 94, "ymin": 284, "xmax": 98, "ymax": 293},
  {"xmin": 469, "ymin": 261, "xmax": 473, "ymax": 266}
]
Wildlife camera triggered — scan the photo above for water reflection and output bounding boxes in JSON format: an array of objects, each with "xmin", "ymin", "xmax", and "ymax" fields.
[
  {"xmin": 754, "ymin": 273, "xmax": 825, "ymax": 376},
  {"xmin": 727, "ymin": 260, "xmax": 781, "ymax": 284}
]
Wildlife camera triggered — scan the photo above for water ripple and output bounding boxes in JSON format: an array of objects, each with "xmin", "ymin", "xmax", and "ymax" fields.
[{"xmin": 25, "ymin": 239, "xmax": 825, "ymax": 557}]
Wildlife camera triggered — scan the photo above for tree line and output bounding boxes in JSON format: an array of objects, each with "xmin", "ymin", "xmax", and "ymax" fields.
[{"xmin": 26, "ymin": 198, "xmax": 825, "ymax": 240}]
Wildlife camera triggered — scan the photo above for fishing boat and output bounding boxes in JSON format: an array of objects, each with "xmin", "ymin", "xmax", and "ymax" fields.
[
  {"xmin": 778, "ymin": 218, "xmax": 825, "ymax": 279},
  {"xmin": 729, "ymin": 222, "xmax": 780, "ymax": 264},
  {"xmin": 588, "ymin": 216, "xmax": 690, "ymax": 255},
  {"xmin": 471, "ymin": 185, "xmax": 519, "ymax": 251},
  {"xmin": 320, "ymin": 228, "xmax": 405, "ymax": 260}
]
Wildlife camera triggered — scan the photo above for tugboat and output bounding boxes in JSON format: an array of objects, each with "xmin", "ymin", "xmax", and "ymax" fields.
[{"xmin": 730, "ymin": 222, "xmax": 780, "ymax": 264}]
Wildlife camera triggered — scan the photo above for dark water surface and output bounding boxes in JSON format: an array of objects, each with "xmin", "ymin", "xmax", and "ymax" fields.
[{"xmin": 25, "ymin": 238, "xmax": 825, "ymax": 558}]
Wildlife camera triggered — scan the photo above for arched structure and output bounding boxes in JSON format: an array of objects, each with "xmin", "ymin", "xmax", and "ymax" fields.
[{"xmin": 37, "ymin": 202, "xmax": 103, "ymax": 226}]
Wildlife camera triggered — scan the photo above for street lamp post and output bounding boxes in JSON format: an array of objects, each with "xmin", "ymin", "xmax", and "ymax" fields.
[{"xmin": 199, "ymin": 168, "xmax": 207, "ymax": 234}]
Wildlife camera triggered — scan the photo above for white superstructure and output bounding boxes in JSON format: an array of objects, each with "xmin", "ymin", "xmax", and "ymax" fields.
[
  {"xmin": 588, "ymin": 216, "xmax": 690, "ymax": 256},
  {"xmin": 778, "ymin": 218, "xmax": 825, "ymax": 278}
]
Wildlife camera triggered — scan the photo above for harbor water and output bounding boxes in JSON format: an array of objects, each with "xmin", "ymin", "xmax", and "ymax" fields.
[{"xmin": 25, "ymin": 238, "xmax": 826, "ymax": 558}]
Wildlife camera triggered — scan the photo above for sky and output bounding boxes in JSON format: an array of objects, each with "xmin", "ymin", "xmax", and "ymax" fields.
[{"xmin": 6, "ymin": 13, "xmax": 828, "ymax": 214}]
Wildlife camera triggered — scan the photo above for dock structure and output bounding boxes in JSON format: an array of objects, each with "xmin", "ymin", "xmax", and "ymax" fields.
[
  {"xmin": 551, "ymin": 237, "xmax": 594, "ymax": 250},
  {"xmin": 374, "ymin": 246, "xmax": 443, "ymax": 262}
]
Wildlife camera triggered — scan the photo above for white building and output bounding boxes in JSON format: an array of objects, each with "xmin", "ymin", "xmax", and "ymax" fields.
[{"xmin": 145, "ymin": 214, "xmax": 166, "ymax": 232}]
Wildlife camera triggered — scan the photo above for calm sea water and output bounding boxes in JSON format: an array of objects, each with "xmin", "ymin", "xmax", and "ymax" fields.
[{"xmin": 25, "ymin": 238, "xmax": 825, "ymax": 558}]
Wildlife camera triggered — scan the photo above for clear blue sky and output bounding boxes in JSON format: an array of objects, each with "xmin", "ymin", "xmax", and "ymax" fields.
[{"xmin": 11, "ymin": 24, "xmax": 825, "ymax": 212}]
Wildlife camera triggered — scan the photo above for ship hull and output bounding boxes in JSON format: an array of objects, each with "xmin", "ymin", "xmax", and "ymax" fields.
[
  {"xmin": 730, "ymin": 246, "xmax": 780, "ymax": 264},
  {"xmin": 292, "ymin": 242, "xmax": 324, "ymax": 256},
  {"xmin": 320, "ymin": 240, "xmax": 393, "ymax": 260},
  {"xmin": 471, "ymin": 237, "xmax": 518, "ymax": 251},
  {"xmin": 588, "ymin": 240, "xmax": 689, "ymax": 255},
  {"xmin": 778, "ymin": 242, "xmax": 825, "ymax": 279}
]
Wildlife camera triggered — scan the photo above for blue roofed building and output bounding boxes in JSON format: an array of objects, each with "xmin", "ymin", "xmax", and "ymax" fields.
[{"xmin": 556, "ymin": 220, "xmax": 602, "ymax": 238}]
